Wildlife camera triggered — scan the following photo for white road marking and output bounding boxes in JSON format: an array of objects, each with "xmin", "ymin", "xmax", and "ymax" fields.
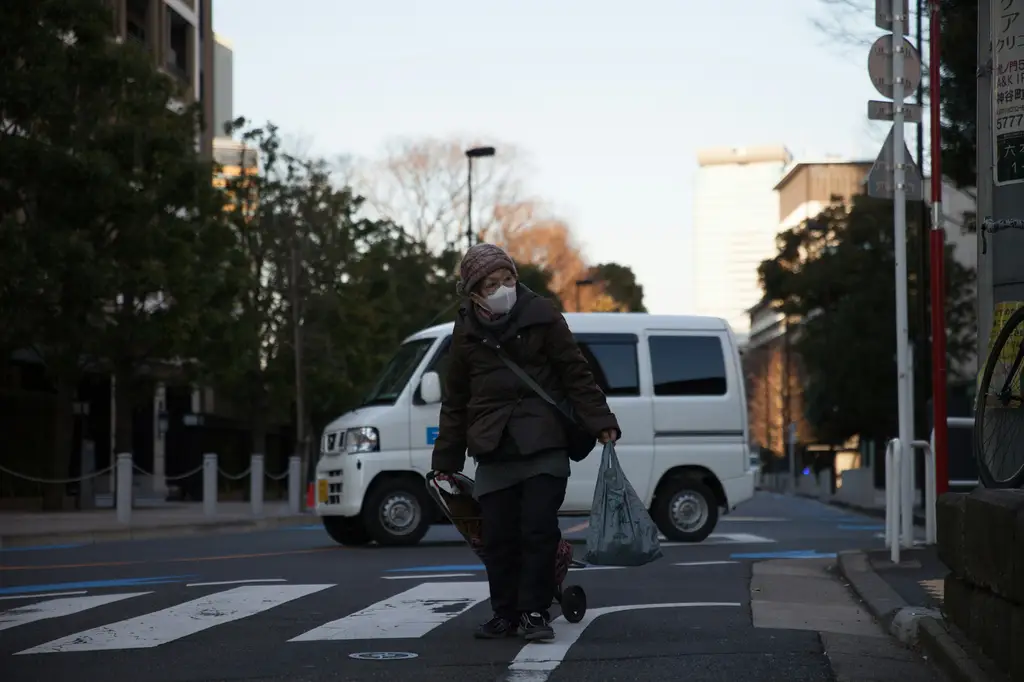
[
  {"xmin": 289, "ymin": 581, "xmax": 489, "ymax": 642},
  {"xmin": 658, "ymin": 532, "xmax": 776, "ymax": 548},
  {"xmin": 1, "ymin": 593, "xmax": 148, "ymax": 632},
  {"xmin": 186, "ymin": 579, "xmax": 287, "ymax": 587},
  {"xmin": 674, "ymin": 561, "xmax": 740, "ymax": 567},
  {"xmin": 382, "ymin": 573, "xmax": 475, "ymax": 580},
  {"xmin": 500, "ymin": 602, "xmax": 743, "ymax": 682},
  {"xmin": 17, "ymin": 584, "xmax": 333, "ymax": 654},
  {"xmin": 568, "ymin": 565, "xmax": 625, "ymax": 571},
  {"xmin": 0, "ymin": 590, "xmax": 88, "ymax": 601}
]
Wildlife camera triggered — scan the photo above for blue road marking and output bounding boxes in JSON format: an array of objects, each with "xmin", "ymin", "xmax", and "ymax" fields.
[
  {"xmin": 386, "ymin": 564, "xmax": 485, "ymax": 573},
  {"xmin": 0, "ymin": 575, "xmax": 198, "ymax": 596},
  {"xmin": 730, "ymin": 550, "xmax": 837, "ymax": 560},
  {"xmin": 286, "ymin": 524, "xmax": 325, "ymax": 531},
  {"xmin": 837, "ymin": 524, "xmax": 884, "ymax": 531},
  {"xmin": 426, "ymin": 426, "xmax": 440, "ymax": 445},
  {"xmin": 0, "ymin": 543, "xmax": 86, "ymax": 553}
]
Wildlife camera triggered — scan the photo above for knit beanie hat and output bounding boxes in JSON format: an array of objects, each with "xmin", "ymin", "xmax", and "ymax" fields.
[{"xmin": 456, "ymin": 243, "xmax": 518, "ymax": 297}]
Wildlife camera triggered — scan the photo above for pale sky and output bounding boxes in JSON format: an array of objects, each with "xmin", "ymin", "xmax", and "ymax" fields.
[{"xmin": 212, "ymin": 0, "xmax": 903, "ymax": 315}]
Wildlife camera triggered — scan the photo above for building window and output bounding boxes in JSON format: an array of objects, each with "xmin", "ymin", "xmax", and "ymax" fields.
[
  {"xmin": 649, "ymin": 335, "xmax": 727, "ymax": 396},
  {"xmin": 126, "ymin": 0, "xmax": 149, "ymax": 46},
  {"xmin": 575, "ymin": 334, "xmax": 640, "ymax": 397},
  {"xmin": 166, "ymin": 8, "xmax": 191, "ymax": 80}
]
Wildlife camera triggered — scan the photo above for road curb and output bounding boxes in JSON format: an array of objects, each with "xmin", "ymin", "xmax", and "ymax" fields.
[
  {"xmin": 837, "ymin": 550, "xmax": 1004, "ymax": 682},
  {"xmin": 792, "ymin": 493, "xmax": 926, "ymax": 526},
  {"xmin": 0, "ymin": 513, "xmax": 317, "ymax": 549}
]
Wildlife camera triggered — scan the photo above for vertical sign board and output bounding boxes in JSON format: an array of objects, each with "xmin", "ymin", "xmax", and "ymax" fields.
[{"xmin": 994, "ymin": 0, "xmax": 1024, "ymax": 185}]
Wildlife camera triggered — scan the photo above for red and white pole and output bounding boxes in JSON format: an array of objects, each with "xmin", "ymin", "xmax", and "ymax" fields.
[{"xmin": 928, "ymin": 0, "xmax": 949, "ymax": 496}]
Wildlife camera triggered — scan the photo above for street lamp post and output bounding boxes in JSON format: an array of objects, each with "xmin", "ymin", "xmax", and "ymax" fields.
[
  {"xmin": 575, "ymin": 278, "xmax": 595, "ymax": 313},
  {"xmin": 464, "ymin": 146, "xmax": 496, "ymax": 249}
]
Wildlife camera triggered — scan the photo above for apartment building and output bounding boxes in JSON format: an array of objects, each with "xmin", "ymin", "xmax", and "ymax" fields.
[
  {"xmin": 107, "ymin": 0, "xmax": 215, "ymax": 157},
  {"xmin": 692, "ymin": 146, "xmax": 792, "ymax": 339}
]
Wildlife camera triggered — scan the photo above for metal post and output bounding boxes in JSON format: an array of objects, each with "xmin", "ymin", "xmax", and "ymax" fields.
[
  {"xmin": 902, "ymin": 344, "xmax": 915, "ymax": 546},
  {"xmin": 250, "ymin": 454, "xmax": 264, "ymax": 517},
  {"xmin": 885, "ymin": 439, "xmax": 902, "ymax": 563},
  {"xmin": 288, "ymin": 455, "xmax": 302, "ymax": 514},
  {"xmin": 466, "ymin": 157, "xmax": 474, "ymax": 249},
  {"xmin": 890, "ymin": 7, "xmax": 915, "ymax": 553},
  {"xmin": 203, "ymin": 452, "xmax": 217, "ymax": 517},
  {"xmin": 929, "ymin": 0, "xmax": 950, "ymax": 498},
  {"xmin": 116, "ymin": 452, "xmax": 132, "ymax": 524}
]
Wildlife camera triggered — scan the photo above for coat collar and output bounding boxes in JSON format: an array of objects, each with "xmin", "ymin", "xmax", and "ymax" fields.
[{"xmin": 459, "ymin": 283, "xmax": 559, "ymax": 343}]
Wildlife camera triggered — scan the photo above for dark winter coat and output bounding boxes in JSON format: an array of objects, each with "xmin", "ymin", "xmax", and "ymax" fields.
[{"xmin": 430, "ymin": 284, "xmax": 620, "ymax": 473}]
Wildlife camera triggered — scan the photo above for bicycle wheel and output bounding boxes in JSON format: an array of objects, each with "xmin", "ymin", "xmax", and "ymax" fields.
[{"xmin": 975, "ymin": 305, "xmax": 1024, "ymax": 488}]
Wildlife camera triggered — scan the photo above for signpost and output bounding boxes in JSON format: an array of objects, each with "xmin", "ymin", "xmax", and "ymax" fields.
[{"xmin": 868, "ymin": 0, "xmax": 922, "ymax": 553}]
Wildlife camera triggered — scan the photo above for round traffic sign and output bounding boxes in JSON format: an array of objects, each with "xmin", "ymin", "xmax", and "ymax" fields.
[
  {"xmin": 348, "ymin": 651, "xmax": 419, "ymax": 661},
  {"xmin": 867, "ymin": 35, "xmax": 922, "ymax": 100}
]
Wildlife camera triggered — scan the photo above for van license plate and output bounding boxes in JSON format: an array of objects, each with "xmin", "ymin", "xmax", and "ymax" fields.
[{"xmin": 317, "ymin": 479, "xmax": 328, "ymax": 503}]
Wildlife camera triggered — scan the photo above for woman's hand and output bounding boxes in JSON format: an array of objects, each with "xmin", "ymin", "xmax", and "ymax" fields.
[{"xmin": 598, "ymin": 429, "xmax": 618, "ymax": 444}]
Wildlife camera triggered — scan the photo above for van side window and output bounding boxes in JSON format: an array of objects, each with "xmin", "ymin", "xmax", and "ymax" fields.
[
  {"xmin": 574, "ymin": 333, "xmax": 640, "ymax": 397},
  {"xmin": 648, "ymin": 335, "xmax": 727, "ymax": 396}
]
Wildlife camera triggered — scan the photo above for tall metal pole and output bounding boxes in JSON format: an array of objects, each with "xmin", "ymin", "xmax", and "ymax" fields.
[
  {"xmin": 466, "ymin": 157, "xmax": 474, "ymax": 249},
  {"xmin": 891, "ymin": 8, "xmax": 915, "ymax": 545},
  {"xmin": 928, "ymin": 0, "xmax": 949, "ymax": 496},
  {"xmin": 915, "ymin": 0, "xmax": 930, "ymax": 444},
  {"xmin": 289, "ymin": 239, "xmax": 308, "ymax": 510}
]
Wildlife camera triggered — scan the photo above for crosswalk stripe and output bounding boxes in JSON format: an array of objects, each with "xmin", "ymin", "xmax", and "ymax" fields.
[
  {"xmin": 16, "ymin": 584, "xmax": 333, "ymax": 654},
  {"xmin": 289, "ymin": 581, "xmax": 489, "ymax": 642},
  {"xmin": 0, "ymin": 593, "xmax": 148, "ymax": 632}
]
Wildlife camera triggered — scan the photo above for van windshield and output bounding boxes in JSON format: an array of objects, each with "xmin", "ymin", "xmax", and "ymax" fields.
[{"xmin": 360, "ymin": 338, "xmax": 435, "ymax": 406}]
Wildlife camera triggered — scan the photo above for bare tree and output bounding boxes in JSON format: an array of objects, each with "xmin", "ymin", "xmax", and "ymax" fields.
[{"xmin": 353, "ymin": 136, "xmax": 532, "ymax": 252}]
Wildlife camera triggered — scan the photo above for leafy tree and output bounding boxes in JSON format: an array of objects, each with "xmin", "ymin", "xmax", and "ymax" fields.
[
  {"xmin": 758, "ymin": 195, "xmax": 976, "ymax": 446},
  {"xmin": 517, "ymin": 263, "xmax": 562, "ymax": 309},
  {"xmin": 0, "ymin": 0, "xmax": 237, "ymax": 505},
  {"xmin": 589, "ymin": 263, "xmax": 647, "ymax": 312}
]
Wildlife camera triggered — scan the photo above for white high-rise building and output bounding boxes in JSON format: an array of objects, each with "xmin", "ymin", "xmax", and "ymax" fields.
[{"xmin": 692, "ymin": 146, "xmax": 792, "ymax": 339}]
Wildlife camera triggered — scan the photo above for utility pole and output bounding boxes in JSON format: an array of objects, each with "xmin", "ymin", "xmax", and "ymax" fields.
[{"xmin": 289, "ymin": 234, "xmax": 308, "ymax": 510}]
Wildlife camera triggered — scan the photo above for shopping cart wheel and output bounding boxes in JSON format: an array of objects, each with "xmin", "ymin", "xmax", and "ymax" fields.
[{"xmin": 561, "ymin": 585, "xmax": 586, "ymax": 623}]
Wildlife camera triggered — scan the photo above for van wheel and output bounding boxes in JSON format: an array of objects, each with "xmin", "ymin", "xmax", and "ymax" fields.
[
  {"xmin": 322, "ymin": 516, "xmax": 371, "ymax": 546},
  {"xmin": 362, "ymin": 479, "xmax": 431, "ymax": 546},
  {"xmin": 652, "ymin": 478, "xmax": 719, "ymax": 543}
]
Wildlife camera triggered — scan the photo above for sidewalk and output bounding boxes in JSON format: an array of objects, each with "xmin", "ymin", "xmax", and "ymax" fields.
[
  {"xmin": 0, "ymin": 502, "xmax": 313, "ymax": 548},
  {"xmin": 839, "ymin": 547, "xmax": 1010, "ymax": 682}
]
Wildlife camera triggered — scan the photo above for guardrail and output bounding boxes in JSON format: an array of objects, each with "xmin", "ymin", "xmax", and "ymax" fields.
[{"xmin": 884, "ymin": 415, "xmax": 976, "ymax": 563}]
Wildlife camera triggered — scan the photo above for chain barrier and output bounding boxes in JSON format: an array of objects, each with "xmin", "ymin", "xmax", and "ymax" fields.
[
  {"xmin": 166, "ymin": 464, "xmax": 204, "ymax": 481},
  {"xmin": 266, "ymin": 469, "xmax": 290, "ymax": 481},
  {"xmin": 0, "ymin": 463, "xmax": 115, "ymax": 485},
  {"xmin": 217, "ymin": 466, "xmax": 252, "ymax": 481},
  {"xmin": 981, "ymin": 217, "xmax": 1024, "ymax": 253}
]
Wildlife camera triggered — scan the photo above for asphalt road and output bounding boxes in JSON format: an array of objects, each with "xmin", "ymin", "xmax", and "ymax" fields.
[{"xmin": 0, "ymin": 492, "xmax": 906, "ymax": 682}]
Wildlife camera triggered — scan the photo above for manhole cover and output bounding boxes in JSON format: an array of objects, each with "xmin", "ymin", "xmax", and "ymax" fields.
[{"xmin": 349, "ymin": 652, "xmax": 419, "ymax": 661}]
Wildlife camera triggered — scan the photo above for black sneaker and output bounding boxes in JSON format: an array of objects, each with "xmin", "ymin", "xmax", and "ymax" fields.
[
  {"xmin": 518, "ymin": 611, "xmax": 554, "ymax": 641},
  {"xmin": 474, "ymin": 614, "xmax": 518, "ymax": 639}
]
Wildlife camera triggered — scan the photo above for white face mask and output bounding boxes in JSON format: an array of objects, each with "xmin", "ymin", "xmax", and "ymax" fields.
[{"xmin": 483, "ymin": 284, "xmax": 517, "ymax": 315}]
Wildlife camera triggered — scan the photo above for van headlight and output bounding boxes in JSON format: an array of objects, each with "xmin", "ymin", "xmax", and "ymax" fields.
[{"xmin": 345, "ymin": 427, "xmax": 380, "ymax": 454}]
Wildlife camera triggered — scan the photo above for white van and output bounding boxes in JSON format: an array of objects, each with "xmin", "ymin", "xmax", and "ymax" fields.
[{"xmin": 313, "ymin": 313, "xmax": 756, "ymax": 547}]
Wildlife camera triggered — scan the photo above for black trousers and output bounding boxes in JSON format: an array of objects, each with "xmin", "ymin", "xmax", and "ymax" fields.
[{"xmin": 478, "ymin": 474, "xmax": 568, "ymax": 619}]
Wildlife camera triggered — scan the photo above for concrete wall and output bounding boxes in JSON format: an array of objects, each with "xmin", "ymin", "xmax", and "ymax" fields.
[{"xmin": 937, "ymin": 489, "xmax": 1024, "ymax": 679}]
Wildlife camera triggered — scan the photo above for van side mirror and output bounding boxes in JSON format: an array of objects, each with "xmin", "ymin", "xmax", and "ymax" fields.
[{"xmin": 419, "ymin": 371, "xmax": 442, "ymax": 404}]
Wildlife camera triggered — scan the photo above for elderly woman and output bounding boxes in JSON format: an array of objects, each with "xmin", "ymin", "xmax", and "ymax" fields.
[{"xmin": 430, "ymin": 243, "xmax": 620, "ymax": 642}]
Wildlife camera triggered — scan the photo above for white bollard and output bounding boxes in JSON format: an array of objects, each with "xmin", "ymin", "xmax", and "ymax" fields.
[
  {"xmin": 203, "ymin": 453, "xmax": 217, "ymax": 517},
  {"xmin": 250, "ymin": 454, "xmax": 264, "ymax": 517},
  {"xmin": 885, "ymin": 439, "xmax": 901, "ymax": 564},
  {"xmin": 900, "ymin": 437, "xmax": 914, "ymax": 549},
  {"xmin": 288, "ymin": 455, "xmax": 301, "ymax": 514},
  {"xmin": 116, "ymin": 452, "xmax": 133, "ymax": 524}
]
